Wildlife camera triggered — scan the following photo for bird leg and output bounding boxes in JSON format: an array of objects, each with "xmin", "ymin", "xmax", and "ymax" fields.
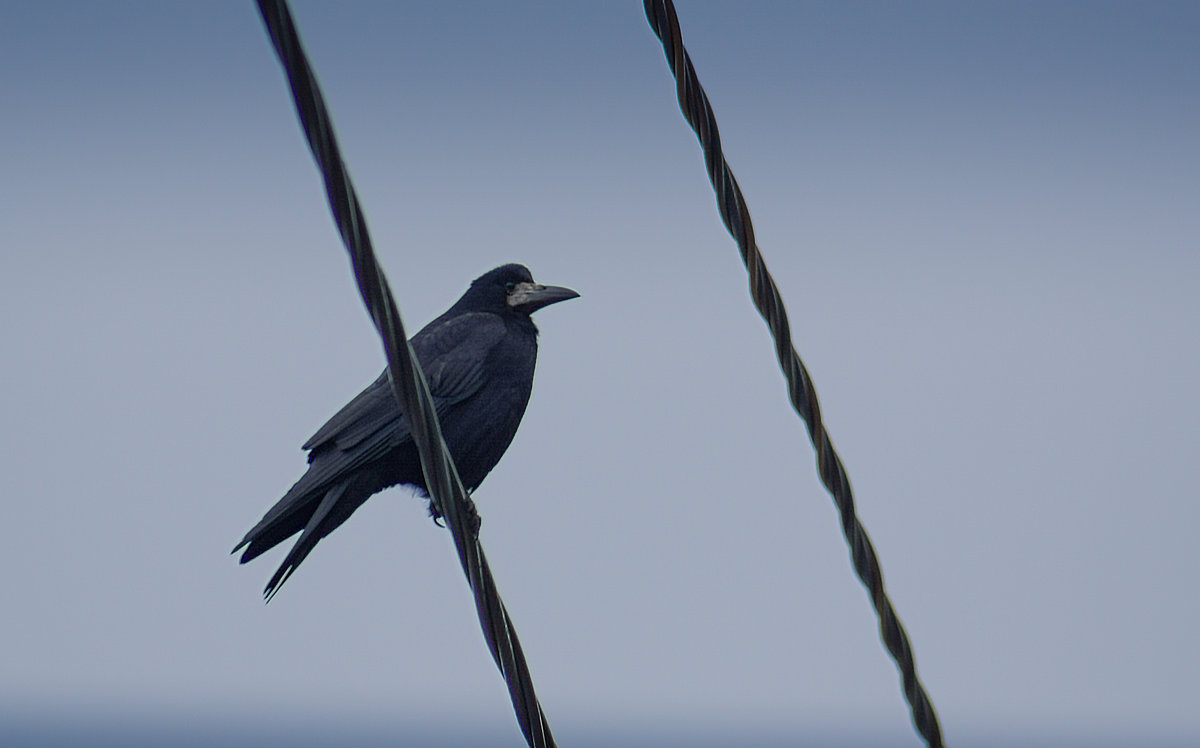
[
  {"xmin": 464, "ymin": 500, "xmax": 482, "ymax": 536},
  {"xmin": 427, "ymin": 497, "xmax": 445, "ymax": 526},
  {"xmin": 425, "ymin": 493, "xmax": 482, "ymax": 536}
]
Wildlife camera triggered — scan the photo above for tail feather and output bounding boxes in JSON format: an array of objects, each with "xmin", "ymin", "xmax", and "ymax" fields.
[
  {"xmin": 232, "ymin": 474, "xmax": 326, "ymax": 560},
  {"xmin": 235, "ymin": 463, "xmax": 386, "ymax": 601},
  {"xmin": 262, "ymin": 482, "xmax": 349, "ymax": 603},
  {"xmin": 234, "ymin": 512, "xmax": 306, "ymax": 565}
]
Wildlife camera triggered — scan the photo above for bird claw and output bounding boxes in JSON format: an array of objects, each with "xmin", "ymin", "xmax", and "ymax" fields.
[
  {"xmin": 465, "ymin": 503, "xmax": 482, "ymax": 535},
  {"xmin": 425, "ymin": 496, "xmax": 481, "ymax": 535},
  {"xmin": 427, "ymin": 499, "xmax": 445, "ymax": 527}
]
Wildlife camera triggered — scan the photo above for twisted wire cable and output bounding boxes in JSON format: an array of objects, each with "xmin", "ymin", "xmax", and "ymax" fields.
[
  {"xmin": 254, "ymin": 2, "xmax": 556, "ymax": 745},
  {"xmin": 643, "ymin": 2, "xmax": 946, "ymax": 746}
]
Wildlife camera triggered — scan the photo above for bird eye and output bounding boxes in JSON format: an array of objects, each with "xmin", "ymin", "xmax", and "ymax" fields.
[{"xmin": 504, "ymin": 282, "xmax": 516, "ymax": 293}]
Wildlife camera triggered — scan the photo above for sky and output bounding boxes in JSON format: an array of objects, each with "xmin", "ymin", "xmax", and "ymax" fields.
[{"xmin": 1, "ymin": 1, "xmax": 1198, "ymax": 745}]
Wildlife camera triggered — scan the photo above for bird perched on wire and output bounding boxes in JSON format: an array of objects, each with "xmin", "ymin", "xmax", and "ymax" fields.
[{"xmin": 233, "ymin": 264, "xmax": 578, "ymax": 601}]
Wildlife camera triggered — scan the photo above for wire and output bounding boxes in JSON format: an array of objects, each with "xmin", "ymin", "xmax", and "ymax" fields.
[
  {"xmin": 254, "ymin": 2, "xmax": 557, "ymax": 745},
  {"xmin": 643, "ymin": 2, "xmax": 947, "ymax": 745}
]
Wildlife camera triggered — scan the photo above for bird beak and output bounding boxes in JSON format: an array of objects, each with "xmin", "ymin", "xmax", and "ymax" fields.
[{"xmin": 507, "ymin": 282, "xmax": 580, "ymax": 313}]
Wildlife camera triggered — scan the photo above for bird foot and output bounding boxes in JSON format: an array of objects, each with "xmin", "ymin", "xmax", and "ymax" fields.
[
  {"xmin": 425, "ymin": 496, "xmax": 481, "ymax": 535},
  {"xmin": 464, "ymin": 502, "xmax": 482, "ymax": 535}
]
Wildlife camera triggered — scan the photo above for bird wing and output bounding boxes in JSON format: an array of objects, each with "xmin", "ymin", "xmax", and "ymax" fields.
[{"xmin": 301, "ymin": 312, "xmax": 506, "ymax": 461}]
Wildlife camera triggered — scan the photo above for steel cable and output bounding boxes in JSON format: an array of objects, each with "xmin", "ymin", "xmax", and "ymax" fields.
[
  {"xmin": 254, "ymin": 2, "xmax": 556, "ymax": 745},
  {"xmin": 643, "ymin": 2, "xmax": 946, "ymax": 746}
]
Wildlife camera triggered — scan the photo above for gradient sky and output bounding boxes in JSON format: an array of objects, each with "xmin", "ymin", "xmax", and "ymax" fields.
[{"xmin": 2, "ymin": 2, "xmax": 1197, "ymax": 745}]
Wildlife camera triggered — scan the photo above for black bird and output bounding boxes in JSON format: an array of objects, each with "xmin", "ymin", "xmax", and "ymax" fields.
[{"xmin": 233, "ymin": 264, "xmax": 578, "ymax": 601}]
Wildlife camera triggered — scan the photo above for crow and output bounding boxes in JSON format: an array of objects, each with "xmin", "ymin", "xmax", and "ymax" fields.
[{"xmin": 233, "ymin": 264, "xmax": 578, "ymax": 601}]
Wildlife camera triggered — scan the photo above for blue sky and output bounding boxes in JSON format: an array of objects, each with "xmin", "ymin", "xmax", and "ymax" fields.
[{"xmin": 2, "ymin": 2, "xmax": 1197, "ymax": 745}]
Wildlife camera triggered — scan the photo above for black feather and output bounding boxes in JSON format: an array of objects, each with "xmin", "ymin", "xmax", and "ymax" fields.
[{"xmin": 232, "ymin": 264, "xmax": 576, "ymax": 600}]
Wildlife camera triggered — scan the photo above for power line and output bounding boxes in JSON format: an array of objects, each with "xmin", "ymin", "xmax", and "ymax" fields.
[
  {"xmin": 254, "ymin": 3, "xmax": 557, "ymax": 745},
  {"xmin": 642, "ymin": 2, "xmax": 947, "ymax": 745}
]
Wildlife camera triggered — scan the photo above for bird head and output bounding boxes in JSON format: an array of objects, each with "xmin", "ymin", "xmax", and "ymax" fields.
[{"xmin": 467, "ymin": 264, "xmax": 579, "ymax": 315}]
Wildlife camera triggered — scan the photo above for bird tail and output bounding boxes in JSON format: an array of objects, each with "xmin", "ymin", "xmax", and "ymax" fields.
[
  {"xmin": 232, "ymin": 477, "xmax": 365, "ymax": 602},
  {"xmin": 231, "ymin": 480, "xmax": 319, "ymax": 565},
  {"xmin": 259, "ymin": 482, "xmax": 348, "ymax": 602}
]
